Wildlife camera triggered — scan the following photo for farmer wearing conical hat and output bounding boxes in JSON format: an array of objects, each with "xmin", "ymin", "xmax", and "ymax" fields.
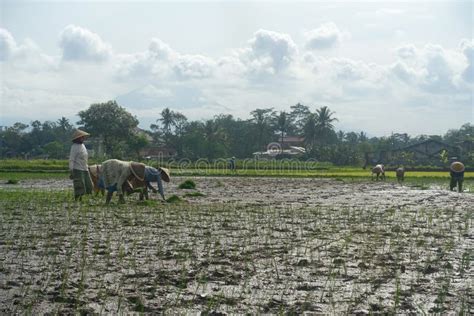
[
  {"xmin": 69, "ymin": 129, "xmax": 93, "ymax": 201},
  {"xmin": 99, "ymin": 159, "xmax": 171, "ymax": 204},
  {"xmin": 143, "ymin": 166, "xmax": 170, "ymax": 200},
  {"xmin": 100, "ymin": 159, "xmax": 148, "ymax": 204},
  {"xmin": 449, "ymin": 159, "xmax": 465, "ymax": 193}
]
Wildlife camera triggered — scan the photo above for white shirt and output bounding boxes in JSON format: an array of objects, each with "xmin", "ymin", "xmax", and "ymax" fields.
[{"xmin": 69, "ymin": 143, "xmax": 89, "ymax": 171}]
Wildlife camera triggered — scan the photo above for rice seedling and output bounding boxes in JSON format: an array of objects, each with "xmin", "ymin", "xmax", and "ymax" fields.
[
  {"xmin": 0, "ymin": 175, "xmax": 472, "ymax": 314},
  {"xmin": 166, "ymin": 194, "xmax": 185, "ymax": 203},
  {"xmin": 178, "ymin": 179, "xmax": 196, "ymax": 189}
]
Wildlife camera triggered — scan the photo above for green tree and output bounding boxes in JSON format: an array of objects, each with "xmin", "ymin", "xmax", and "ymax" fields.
[
  {"xmin": 77, "ymin": 100, "xmax": 139, "ymax": 157},
  {"xmin": 289, "ymin": 103, "xmax": 310, "ymax": 134},
  {"xmin": 274, "ymin": 111, "xmax": 293, "ymax": 143},
  {"xmin": 127, "ymin": 133, "xmax": 149, "ymax": 159},
  {"xmin": 0, "ymin": 122, "xmax": 29, "ymax": 157},
  {"xmin": 250, "ymin": 108, "xmax": 275, "ymax": 151},
  {"xmin": 43, "ymin": 141, "xmax": 64, "ymax": 159},
  {"xmin": 315, "ymin": 106, "xmax": 338, "ymax": 145},
  {"xmin": 303, "ymin": 113, "xmax": 318, "ymax": 152}
]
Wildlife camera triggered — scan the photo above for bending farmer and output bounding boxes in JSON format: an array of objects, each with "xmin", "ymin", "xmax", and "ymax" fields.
[{"xmin": 449, "ymin": 160, "xmax": 465, "ymax": 193}]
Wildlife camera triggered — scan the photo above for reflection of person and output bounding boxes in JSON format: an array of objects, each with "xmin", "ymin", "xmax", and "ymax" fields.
[
  {"xmin": 449, "ymin": 160, "xmax": 465, "ymax": 193},
  {"xmin": 69, "ymin": 129, "xmax": 93, "ymax": 201}
]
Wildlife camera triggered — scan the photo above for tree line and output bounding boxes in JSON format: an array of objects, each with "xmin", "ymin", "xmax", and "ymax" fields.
[{"xmin": 1, "ymin": 100, "xmax": 472, "ymax": 167}]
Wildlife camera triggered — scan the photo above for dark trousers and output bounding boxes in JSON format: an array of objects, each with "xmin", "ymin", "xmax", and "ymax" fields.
[
  {"xmin": 450, "ymin": 177, "xmax": 463, "ymax": 192},
  {"xmin": 73, "ymin": 169, "xmax": 93, "ymax": 199}
]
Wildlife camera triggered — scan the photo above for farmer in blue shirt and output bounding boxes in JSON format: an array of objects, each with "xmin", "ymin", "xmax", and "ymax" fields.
[
  {"xmin": 98, "ymin": 164, "xmax": 170, "ymax": 202},
  {"xmin": 143, "ymin": 166, "xmax": 170, "ymax": 200}
]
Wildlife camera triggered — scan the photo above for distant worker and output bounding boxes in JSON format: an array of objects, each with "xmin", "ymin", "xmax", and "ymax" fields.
[
  {"xmin": 228, "ymin": 156, "xmax": 236, "ymax": 173},
  {"xmin": 449, "ymin": 160, "xmax": 465, "ymax": 193},
  {"xmin": 69, "ymin": 129, "xmax": 93, "ymax": 201},
  {"xmin": 127, "ymin": 166, "xmax": 171, "ymax": 201},
  {"xmin": 396, "ymin": 166, "xmax": 405, "ymax": 183},
  {"xmin": 371, "ymin": 164, "xmax": 385, "ymax": 180}
]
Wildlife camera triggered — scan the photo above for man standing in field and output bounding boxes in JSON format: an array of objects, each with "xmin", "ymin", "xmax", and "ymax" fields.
[
  {"xmin": 69, "ymin": 129, "xmax": 93, "ymax": 201},
  {"xmin": 449, "ymin": 159, "xmax": 465, "ymax": 193}
]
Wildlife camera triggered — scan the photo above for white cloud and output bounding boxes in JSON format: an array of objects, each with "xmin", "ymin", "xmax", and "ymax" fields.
[
  {"xmin": 1, "ymin": 84, "xmax": 95, "ymax": 122},
  {"xmin": 390, "ymin": 61, "xmax": 423, "ymax": 83},
  {"xmin": 115, "ymin": 39, "xmax": 175, "ymax": 80},
  {"xmin": 116, "ymin": 38, "xmax": 215, "ymax": 81},
  {"xmin": 0, "ymin": 28, "xmax": 16, "ymax": 61},
  {"xmin": 148, "ymin": 38, "xmax": 175, "ymax": 61},
  {"xmin": 460, "ymin": 38, "xmax": 474, "ymax": 82},
  {"xmin": 396, "ymin": 44, "xmax": 417, "ymax": 59},
  {"xmin": 304, "ymin": 22, "xmax": 345, "ymax": 50},
  {"xmin": 0, "ymin": 28, "xmax": 57, "ymax": 72},
  {"xmin": 1, "ymin": 24, "xmax": 471, "ymax": 136},
  {"xmin": 173, "ymin": 54, "xmax": 215, "ymax": 79},
  {"xmin": 391, "ymin": 43, "xmax": 468, "ymax": 93},
  {"xmin": 239, "ymin": 29, "xmax": 298, "ymax": 76},
  {"xmin": 59, "ymin": 25, "xmax": 112, "ymax": 62}
]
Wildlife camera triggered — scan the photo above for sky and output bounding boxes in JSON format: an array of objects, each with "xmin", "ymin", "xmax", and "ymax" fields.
[{"xmin": 0, "ymin": 0, "xmax": 473, "ymax": 136}]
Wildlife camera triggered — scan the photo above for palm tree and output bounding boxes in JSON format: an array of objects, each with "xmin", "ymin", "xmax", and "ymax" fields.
[
  {"xmin": 57, "ymin": 117, "xmax": 73, "ymax": 132},
  {"xmin": 250, "ymin": 108, "xmax": 274, "ymax": 151},
  {"xmin": 275, "ymin": 111, "xmax": 291, "ymax": 144},
  {"xmin": 315, "ymin": 106, "xmax": 338, "ymax": 145},
  {"xmin": 303, "ymin": 113, "xmax": 318, "ymax": 151},
  {"xmin": 159, "ymin": 108, "xmax": 175, "ymax": 136}
]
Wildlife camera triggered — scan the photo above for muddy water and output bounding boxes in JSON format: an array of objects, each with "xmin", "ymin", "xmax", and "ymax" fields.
[
  {"xmin": 0, "ymin": 177, "xmax": 473, "ymax": 314},
  {"xmin": 2, "ymin": 176, "xmax": 471, "ymax": 210}
]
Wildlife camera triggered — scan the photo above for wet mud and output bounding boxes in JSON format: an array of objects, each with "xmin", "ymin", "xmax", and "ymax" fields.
[{"xmin": 0, "ymin": 177, "xmax": 472, "ymax": 314}]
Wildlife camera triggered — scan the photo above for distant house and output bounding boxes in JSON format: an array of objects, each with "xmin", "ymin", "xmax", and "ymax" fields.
[
  {"xmin": 392, "ymin": 139, "xmax": 460, "ymax": 161},
  {"xmin": 139, "ymin": 147, "xmax": 177, "ymax": 159},
  {"xmin": 253, "ymin": 146, "xmax": 306, "ymax": 158},
  {"xmin": 278, "ymin": 136, "xmax": 305, "ymax": 148},
  {"xmin": 365, "ymin": 139, "xmax": 462, "ymax": 167}
]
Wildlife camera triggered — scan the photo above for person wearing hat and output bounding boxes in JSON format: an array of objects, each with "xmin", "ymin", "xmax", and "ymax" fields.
[
  {"xmin": 144, "ymin": 166, "xmax": 170, "ymax": 200},
  {"xmin": 101, "ymin": 159, "xmax": 147, "ymax": 204},
  {"xmin": 69, "ymin": 129, "xmax": 93, "ymax": 201},
  {"xmin": 228, "ymin": 157, "xmax": 236, "ymax": 173},
  {"xmin": 449, "ymin": 160, "xmax": 465, "ymax": 192}
]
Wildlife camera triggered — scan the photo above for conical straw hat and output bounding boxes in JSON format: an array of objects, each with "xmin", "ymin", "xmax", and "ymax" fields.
[
  {"xmin": 159, "ymin": 167, "xmax": 171, "ymax": 182},
  {"xmin": 130, "ymin": 162, "xmax": 146, "ymax": 182},
  {"xmin": 450, "ymin": 161, "xmax": 465, "ymax": 172},
  {"xmin": 72, "ymin": 129, "xmax": 90, "ymax": 141}
]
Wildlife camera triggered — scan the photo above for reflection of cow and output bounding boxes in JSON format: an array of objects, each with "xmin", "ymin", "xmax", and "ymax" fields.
[
  {"xmin": 396, "ymin": 167, "xmax": 405, "ymax": 183},
  {"xmin": 372, "ymin": 164, "xmax": 385, "ymax": 180}
]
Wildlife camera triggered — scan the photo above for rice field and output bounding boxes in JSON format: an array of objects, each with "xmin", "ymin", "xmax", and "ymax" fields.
[{"xmin": 0, "ymin": 176, "xmax": 473, "ymax": 314}]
